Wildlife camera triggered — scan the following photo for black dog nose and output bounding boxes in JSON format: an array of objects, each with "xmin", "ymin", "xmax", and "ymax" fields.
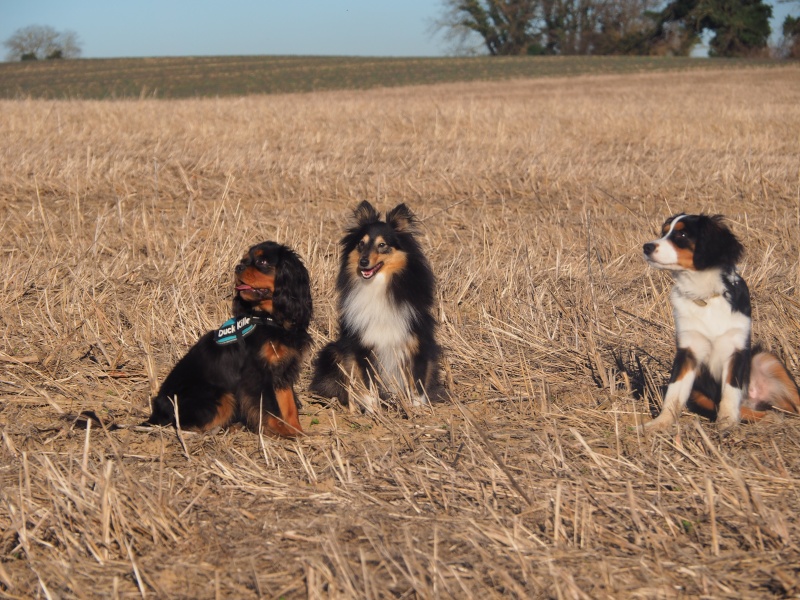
[
  {"xmin": 642, "ymin": 243, "xmax": 656, "ymax": 256},
  {"xmin": 235, "ymin": 263, "xmax": 246, "ymax": 273},
  {"xmin": 359, "ymin": 257, "xmax": 370, "ymax": 268}
]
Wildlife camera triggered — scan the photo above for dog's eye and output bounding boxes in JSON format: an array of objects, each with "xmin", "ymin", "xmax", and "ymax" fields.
[
  {"xmin": 377, "ymin": 242, "xmax": 387, "ymax": 250},
  {"xmin": 357, "ymin": 241, "xmax": 365, "ymax": 251},
  {"xmin": 256, "ymin": 257, "xmax": 269, "ymax": 268}
]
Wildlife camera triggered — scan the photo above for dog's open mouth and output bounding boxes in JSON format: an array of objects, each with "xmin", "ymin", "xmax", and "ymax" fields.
[
  {"xmin": 360, "ymin": 263, "xmax": 383, "ymax": 279},
  {"xmin": 236, "ymin": 284, "xmax": 273, "ymax": 299}
]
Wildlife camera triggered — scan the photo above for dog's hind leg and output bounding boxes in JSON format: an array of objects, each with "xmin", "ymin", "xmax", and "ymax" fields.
[
  {"xmin": 688, "ymin": 389, "xmax": 716, "ymax": 415},
  {"xmin": 147, "ymin": 388, "xmax": 233, "ymax": 431},
  {"xmin": 409, "ymin": 339, "xmax": 443, "ymax": 407},
  {"xmin": 203, "ymin": 392, "xmax": 237, "ymax": 431},
  {"xmin": 340, "ymin": 352, "xmax": 378, "ymax": 413},
  {"xmin": 311, "ymin": 343, "xmax": 354, "ymax": 407},
  {"xmin": 739, "ymin": 406, "xmax": 768, "ymax": 422},
  {"xmin": 146, "ymin": 394, "xmax": 176, "ymax": 427}
]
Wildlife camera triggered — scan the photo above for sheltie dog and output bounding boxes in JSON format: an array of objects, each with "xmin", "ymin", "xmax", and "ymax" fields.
[
  {"xmin": 311, "ymin": 201, "xmax": 443, "ymax": 411},
  {"xmin": 146, "ymin": 241, "xmax": 312, "ymax": 437},
  {"xmin": 642, "ymin": 213, "xmax": 800, "ymax": 431}
]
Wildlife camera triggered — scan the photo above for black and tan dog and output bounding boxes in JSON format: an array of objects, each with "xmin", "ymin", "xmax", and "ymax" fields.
[{"xmin": 146, "ymin": 241, "xmax": 312, "ymax": 437}]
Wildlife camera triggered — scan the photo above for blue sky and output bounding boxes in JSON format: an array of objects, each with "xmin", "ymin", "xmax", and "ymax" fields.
[
  {"xmin": 0, "ymin": 0, "xmax": 442, "ymax": 58},
  {"xmin": 1, "ymin": 0, "xmax": 796, "ymax": 60}
]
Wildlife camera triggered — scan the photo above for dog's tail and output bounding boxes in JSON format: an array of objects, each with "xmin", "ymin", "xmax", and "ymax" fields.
[{"xmin": 741, "ymin": 350, "xmax": 800, "ymax": 421}]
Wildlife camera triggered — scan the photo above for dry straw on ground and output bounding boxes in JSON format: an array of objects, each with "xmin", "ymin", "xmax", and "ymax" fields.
[{"xmin": 1, "ymin": 66, "xmax": 800, "ymax": 598}]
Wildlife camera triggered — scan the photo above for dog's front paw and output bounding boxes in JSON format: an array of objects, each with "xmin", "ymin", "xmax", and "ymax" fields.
[
  {"xmin": 715, "ymin": 415, "xmax": 739, "ymax": 434},
  {"xmin": 642, "ymin": 415, "xmax": 674, "ymax": 434},
  {"xmin": 716, "ymin": 402, "xmax": 741, "ymax": 433},
  {"xmin": 411, "ymin": 393, "xmax": 429, "ymax": 408},
  {"xmin": 354, "ymin": 393, "xmax": 379, "ymax": 415}
]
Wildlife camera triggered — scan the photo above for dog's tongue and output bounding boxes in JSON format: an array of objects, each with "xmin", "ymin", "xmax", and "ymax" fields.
[
  {"xmin": 237, "ymin": 285, "xmax": 273, "ymax": 300},
  {"xmin": 361, "ymin": 262, "xmax": 384, "ymax": 279}
]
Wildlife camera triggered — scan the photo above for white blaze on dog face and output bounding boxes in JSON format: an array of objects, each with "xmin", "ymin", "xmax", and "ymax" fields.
[{"xmin": 643, "ymin": 214, "xmax": 695, "ymax": 271}]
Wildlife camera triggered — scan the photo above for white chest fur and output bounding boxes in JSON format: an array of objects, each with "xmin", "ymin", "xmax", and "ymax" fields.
[
  {"xmin": 670, "ymin": 270, "xmax": 750, "ymax": 377},
  {"xmin": 671, "ymin": 293, "xmax": 750, "ymax": 342},
  {"xmin": 342, "ymin": 273, "xmax": 415, "ymax": 390}
]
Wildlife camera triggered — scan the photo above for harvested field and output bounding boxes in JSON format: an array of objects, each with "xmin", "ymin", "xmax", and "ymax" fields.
[
  {"xmin": 0, "ymin": 55, "xmax": 783, "ymax": 100},
  {"xmin": 1, "ymin": 66, "xmax": 800, "ymax": 598}
]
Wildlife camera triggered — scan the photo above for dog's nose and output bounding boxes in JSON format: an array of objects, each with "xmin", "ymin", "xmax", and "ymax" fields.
[
  {"xmin": 359, "ymin": 257, "xmax": 370, "ymax": 268},
  {"xmin": 642, "ymin": 243, "xmax": 656, "ymax": 256},
  {"xmin": 235, "ymin": 263, "xmax": 246, "ymax": 274}
]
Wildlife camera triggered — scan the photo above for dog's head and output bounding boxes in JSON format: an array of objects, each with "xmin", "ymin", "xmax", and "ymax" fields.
[
  {"xmin": 642, "ymin": 213, "xmax": 743, "ymax": 272},
  {"xmin": 233, "ymin": 241, "xmax": 312, "ymax": 331},
  {"xmin": 340, "ymin": 201, "xmax": 421, "ymax": 282}
]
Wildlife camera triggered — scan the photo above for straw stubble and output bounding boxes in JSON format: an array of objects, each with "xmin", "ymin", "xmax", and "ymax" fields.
[{"xmin": 1, "ymin": 66, "xmax": 799, "ymax": 597}]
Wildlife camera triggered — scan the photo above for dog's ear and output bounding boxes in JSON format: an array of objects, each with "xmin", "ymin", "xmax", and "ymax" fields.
[
  {"xmin": 352, "ymin": 201, "xmax": 380, "ymax": 227},
  {"xmin": 694, "ymin": 215, "xmax": 743, "ymax": 269},
  {"xmin": 273, "ymin": 248, "xmax": 312, "ymax": 331},
  {"xmin": 386, "ymin": 203, "xmax": 417, "ymax": 233}
]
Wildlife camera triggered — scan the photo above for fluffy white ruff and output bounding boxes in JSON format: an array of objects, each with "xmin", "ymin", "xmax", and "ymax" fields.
[
  {"xmin": 672, "ymin": 268, "xmax": 727, "ymax": 301},
  {"xmin": 342, "ymin": 271, "xmax": 416, "ymax": 396}
]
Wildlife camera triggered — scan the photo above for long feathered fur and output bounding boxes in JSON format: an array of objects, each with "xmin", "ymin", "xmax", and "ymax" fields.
[
  {"xmin": 147, "ymin": 241, "xmax": 312, "ymax": 436},
  {"xmin": 311, "ymin": 201, "xmax": 443, "ymax": 411}
]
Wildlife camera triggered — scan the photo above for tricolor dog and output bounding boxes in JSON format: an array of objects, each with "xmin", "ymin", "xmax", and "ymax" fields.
[
  {"xmin": 642, "ymin": 213, "xmax": 799, "ymax": 431},
  {"xmin": 311, "ymin": 201, "xmax": 443, "ymax": 411}
]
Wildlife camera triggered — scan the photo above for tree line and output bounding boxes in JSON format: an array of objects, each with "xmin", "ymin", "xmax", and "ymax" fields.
[
  {"xmin": 4, "ymin": 6, "xmax": 799, "ymax": 63},
  {"xmin": 3, "ymin": 25, "xmax": 81, "ymax": 61},
  {"xmin": 437, "ymin": 0, "xmax": 799, "ymax": 57}
]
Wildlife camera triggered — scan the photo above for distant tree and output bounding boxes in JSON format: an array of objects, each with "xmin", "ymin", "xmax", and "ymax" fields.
[
  {"xmin": 704, "ymin": 0, "xmax": 772, "ymax": 56},
  {"xmin": 436, "ymin": 0, "xmax": 542, "ymax": 55},
  {"xmin": 539, "ymin": 0, "xmax": 663, "ymax": 55},
  {"xmin": 435, "ymin": 0, "xmax": 671, "ymax": 56},
  {"xmin": 781, "ymin": 14, "xmax": 800, "ymax": 57},
  {"xmin": 3, "ymin": 25, "xmax": 82, "ymax": 62},
  {"xmin": 435, "ymin": 0, "xmax": 771, "ymax": 56},
  {"xmin": 588, "ymin": 0, "xmax": 664, "ymax": 54},
  {"xmin": 539, "ymin": 0, "xmax": 596, "ymax": 55},
  {"xmin": 647, "ymin": 0, "xmax": 772, "ymax": 56}
]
